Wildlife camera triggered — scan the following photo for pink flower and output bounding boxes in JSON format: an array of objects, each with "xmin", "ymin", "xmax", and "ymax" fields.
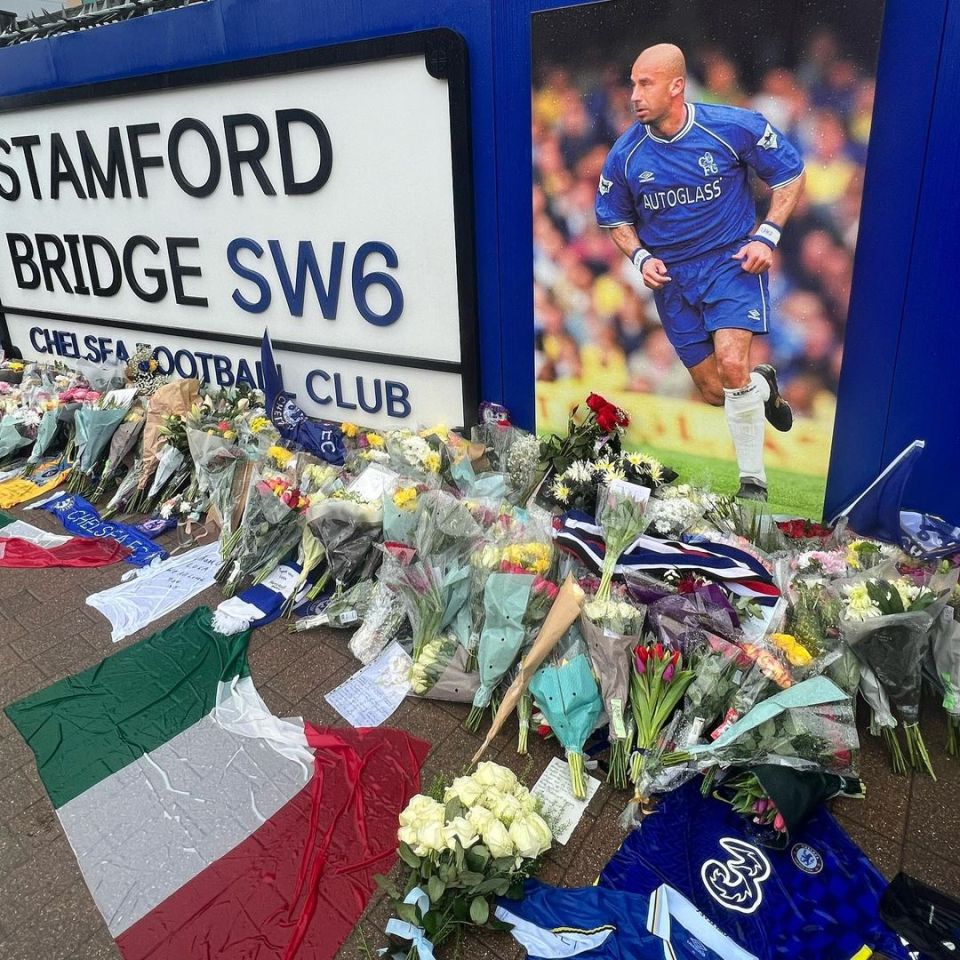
[
  {"xmin": 773, "ymin": 812, "xmax": 786, "ymax": 832},
  {"xmin": 663, "ymin": 662, "xmax": 675, "ymax": 683}
]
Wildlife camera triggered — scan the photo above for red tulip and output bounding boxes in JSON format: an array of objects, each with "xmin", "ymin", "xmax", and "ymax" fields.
[{"xmin": 653, "ymin": 642, "xmax": 664, "ymax": 661}]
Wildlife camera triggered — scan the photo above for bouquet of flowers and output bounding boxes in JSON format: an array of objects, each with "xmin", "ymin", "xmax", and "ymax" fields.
[
  {"xmin": 412, "ymin": 489, "xmax": 483, "ymax": 562},
  {"xmin": 541, "ymin": 451, "xmax": 675, "ymax": 515},
  {"xmin": 471, "ymin": 574, "xmax": 586, "ymax": 764},
  {"xmin": 90, "ymin": 403, "xmax": 146, "ymax": 501},
  {"xmin": 664, "ymin": 676, "xmax": 858, "ymax": 777},
  {"xmin": 581, "ymin": 590, "xmax": 645, "ymax": 788},
  {"xmin": 381, "ymin": 762, "xmax": 551, "ymax": 958},
  {"xmin": 645, "ymin": 484, "xmax": 717, "ymax": 539},
  {"xmin": 383, "ymin": 483, "xmax": 425, "ymax": 546},
  {"xmin": 217, "ymin": 455, "xmax": 310, "ymax": 595},
  {"xmin": 529, "ymin": 651, "xmax": 603, "ymax": 798},
  {"xmin": 67, "ymin": 388, "xmax": 137, "ymax": 494},
  {"xmin": 595, "ymin": 479, "xmax": 652, "ymax": 602},
  {"xmin": 296, "ymin": 488, "xmax": 384, "ymax": 606},
  {"xmin": 536, "ymin": 392, "xmax": 628, "ymax": 502},
  {"xmin": 465, "ymin": 571, "xmax": 537, "ymax": 731},
  {"xmin": 629, "ymin": 639, "xmax": 695, "ymax": 792},
  {"xmin": 841, "ymin": 575, "xmax": 942, "ymax": 776},
  {"xmin": 718, "ymin": 765, "xmax": 865, "ymax": 849},
  {"xmin": 930, "ymin": 600, "xmax": 960, "ymax": 755}
]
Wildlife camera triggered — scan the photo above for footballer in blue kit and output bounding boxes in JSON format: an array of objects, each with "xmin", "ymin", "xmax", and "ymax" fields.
[{"xmin": 596, "ymin": 44, "xmax": 807, "ymax": 502}]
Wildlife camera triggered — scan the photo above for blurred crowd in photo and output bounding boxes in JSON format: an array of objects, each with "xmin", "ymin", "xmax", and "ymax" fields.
[{"xmin": 533, "ymin": 28, "xmax": 875, "ymax": 420}]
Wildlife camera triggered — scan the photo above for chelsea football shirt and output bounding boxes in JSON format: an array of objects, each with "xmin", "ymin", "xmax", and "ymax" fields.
[
  {"xmin": 598, "ymin": 779, "xmax": 909, "ymax": 960},
  {"xmin": 595, "ymin": 102, "xmax": 804, "ymax": 264},
  {"xmin": 497, "ymin": 880, "xmax": 758, "ymax": 959}
]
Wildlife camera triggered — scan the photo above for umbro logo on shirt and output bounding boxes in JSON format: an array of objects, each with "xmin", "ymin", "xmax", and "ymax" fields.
[
  {"xmin": 747, "ymin": 309, "xmax": 761, "ymax": 321},
  {"xmin": 638, "ymin": 170, "xmax": 656, "ymax": 183}
]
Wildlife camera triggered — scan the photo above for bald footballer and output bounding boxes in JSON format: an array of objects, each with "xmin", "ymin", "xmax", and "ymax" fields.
[{"xmin": 597, "ymin": 44, "xmax": 806, "ymax": 501}]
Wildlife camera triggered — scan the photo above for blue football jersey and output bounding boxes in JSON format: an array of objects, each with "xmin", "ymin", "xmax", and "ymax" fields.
[
  {"xmin": 595, "ymin": 102, "xmax": 804, "ymax": 264},
  {"xmin": 598, "ymin": 780, "xmax": 909, "ymax": 960},
  {"xmin": 497, "ymin": 881, "xmax": 758, "ymax": 959}
]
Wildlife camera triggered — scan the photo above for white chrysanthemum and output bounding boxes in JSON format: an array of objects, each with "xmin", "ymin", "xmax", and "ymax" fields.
[
  {"xmin": 549, "ymin": 478, "xmax": 571, "ymax": 503},
  {"xmin": 563, "ymin": 460, "xmax": 594, "ymax": 484}
]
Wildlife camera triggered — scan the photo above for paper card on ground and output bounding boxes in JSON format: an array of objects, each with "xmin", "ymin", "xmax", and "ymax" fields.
[
  {"xmin": 325, "ymin": 641, "xmax": 412, "ymax": 727},
  {"xmin": 530, "ymin": 757, "xmax": 601, "ymax": 845},
  {"xmin": 347, "ymin": 463, "xmax": 399, "ymax": 502}
]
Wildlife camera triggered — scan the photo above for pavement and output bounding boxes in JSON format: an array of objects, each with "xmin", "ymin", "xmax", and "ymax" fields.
[{"xmin": 0, "ymin": 502, "xmax": 959, "ymax": 960}]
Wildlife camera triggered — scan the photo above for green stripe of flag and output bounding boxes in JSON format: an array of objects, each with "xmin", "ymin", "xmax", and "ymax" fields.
[
  {"xmin": 5, "ymin": 607, "xmax": 250, "ymax": 808},
  {"xmin": 0, "ymin": 511, "xmax": 14, "ymax": 529}
]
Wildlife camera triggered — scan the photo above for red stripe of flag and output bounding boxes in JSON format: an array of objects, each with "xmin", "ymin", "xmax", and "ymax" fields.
[{"xmin": 115, "ymin": 725, "xmax": 428, "ymax": 960}]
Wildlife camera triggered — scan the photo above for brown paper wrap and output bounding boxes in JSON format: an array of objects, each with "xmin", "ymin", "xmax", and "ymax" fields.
[
  {"xmin": 471, "ymin": 573, "xmax": 585, "ymax": 763},
  {"xmin": 138, "ymin": 379, "xmax": 199, "ymax": 488}
]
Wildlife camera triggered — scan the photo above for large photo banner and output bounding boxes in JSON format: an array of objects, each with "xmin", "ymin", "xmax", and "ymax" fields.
[{"xmin": 532, "ymin": 0, "xmax": 885, "ymax": 517}]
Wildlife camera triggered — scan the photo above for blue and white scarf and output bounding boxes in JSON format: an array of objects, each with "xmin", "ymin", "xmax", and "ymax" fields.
[{"xmin": 556, "ymin": 511, "xmax": 780, "ymax": 606}]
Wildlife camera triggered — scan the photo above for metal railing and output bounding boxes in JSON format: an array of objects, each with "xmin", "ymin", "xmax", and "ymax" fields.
[{"xmin": 0, "ymin": 0, "xmax": 209, "ymax": 48}]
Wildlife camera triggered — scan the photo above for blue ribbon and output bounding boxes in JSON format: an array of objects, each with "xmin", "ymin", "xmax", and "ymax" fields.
[{"xmin": 379, "ymin": 886, "xmax": 435, "ymax": 960}]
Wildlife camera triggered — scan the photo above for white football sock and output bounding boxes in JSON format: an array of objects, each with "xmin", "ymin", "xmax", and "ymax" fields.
[
  {"xmin": 750, "ymin": 370, "xmax": 771, "ymax": 402},
  {"xmin": 724, "ymin": 382, "xmax": 767, "ymax": 483}
]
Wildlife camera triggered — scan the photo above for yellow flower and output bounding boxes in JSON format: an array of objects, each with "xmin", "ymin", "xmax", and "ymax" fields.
[
  {"xmin": 249, "ymin": 415, "xmax": 270, "ymax": 434},
  {"xmin": 392, "ymin": 487, "xmax": 418, "ymax": 510},
  {"xmin": 845, "ymin": 545, "xmax": 861, "ymax": 570},
  {"xmin": 341, "ymin": 422, "xmax": 359, "ymax": 438},
  {"xmin": 419, "ymin": 424, "xmax": 448, "ymax": 441},
  {"xmin": 223, "ymin": 430, "xmax": 237, "ymax": 441},
  {"xmin": 366, "ymin": 432, "xmax": 385, "ymax": 448},
  {"xmin": 770, "ymin": 633, "xmax": 813, "ymax": 667},
  {"xmin": 423, "ymin": 451, "xmax": 442, "ymax": 473},
  {"xmin": 267, "ymin": 445, "xmax": 294, "ymax": 467}
]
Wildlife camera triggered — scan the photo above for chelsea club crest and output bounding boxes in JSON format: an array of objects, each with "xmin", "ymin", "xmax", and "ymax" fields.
[{"xmin": 790, "ymin": 843, "xmax": 824, "ymax": 875}]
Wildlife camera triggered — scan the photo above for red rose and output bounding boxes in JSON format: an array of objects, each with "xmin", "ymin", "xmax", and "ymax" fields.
[
  {"xmin": 586, "ymin": 392, "xmax": 607, "ymax": 413},
  {"xmin": 615, "ymin": 407, "xmax": 630, "ymax": 427},
  {"xmin": 596, "ymin": 405, "xmax": 619, "ymax": 432}
]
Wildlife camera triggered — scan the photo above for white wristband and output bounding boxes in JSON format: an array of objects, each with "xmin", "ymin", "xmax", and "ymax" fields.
[
  {"xmin": 631, "ymin": 247, "xmax": 654, "ymax": 271},
  {"xmin": 752, "ymin": 221, "xmax": 782, "ymax": 248}
]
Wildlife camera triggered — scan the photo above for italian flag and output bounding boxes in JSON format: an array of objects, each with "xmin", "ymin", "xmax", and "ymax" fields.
[
  {"xmin": 0, "ymin": 510, "xmax": 131, "ymax": 566},
  {"xmin": 6, "ymin": 607, "xmax": 428, "ymax": 959}
]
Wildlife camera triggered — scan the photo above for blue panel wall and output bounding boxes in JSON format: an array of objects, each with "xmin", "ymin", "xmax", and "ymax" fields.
[
  {"xmin": 870, "ymin": 0, "xmax": 960, "ymax": 522},
  {"xmin": 823, "ymin": 0, "xmax": 950, "ymax": 518}
]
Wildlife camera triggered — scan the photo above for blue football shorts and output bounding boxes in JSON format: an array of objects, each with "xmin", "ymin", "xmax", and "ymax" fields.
[{"xmin": 652, "ymin": 240, "xmax": 770, "ymax": 368}]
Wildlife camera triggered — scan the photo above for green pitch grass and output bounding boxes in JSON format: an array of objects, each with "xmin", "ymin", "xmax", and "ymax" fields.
[{"xmin": 641, "ymin": 443, "xmax": 828, "ymax": 520}]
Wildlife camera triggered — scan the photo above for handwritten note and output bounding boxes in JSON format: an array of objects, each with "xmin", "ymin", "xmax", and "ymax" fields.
[
  {"xmin": 325, "ymin": 641, "xmax": 412, "ymax": 727},
  {"xmin": 531, "ymin": 757, "xmax": 601, "ymax": 845}
]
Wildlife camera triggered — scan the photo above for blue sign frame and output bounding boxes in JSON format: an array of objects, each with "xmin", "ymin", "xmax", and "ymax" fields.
[{"xmin": 0, "ymin": 0, "xmax": 957, "ymax": 520}]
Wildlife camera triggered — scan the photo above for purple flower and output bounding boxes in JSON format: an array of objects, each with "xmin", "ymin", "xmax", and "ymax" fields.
[{"xmin": 662, "ymin": 662, "xmax": 675, "ymax": 683}]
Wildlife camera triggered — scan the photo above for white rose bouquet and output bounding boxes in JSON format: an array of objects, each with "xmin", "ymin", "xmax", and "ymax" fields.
[{"xmin": 380, "ymin": 762, "xmax": 551, "ymax": 958}]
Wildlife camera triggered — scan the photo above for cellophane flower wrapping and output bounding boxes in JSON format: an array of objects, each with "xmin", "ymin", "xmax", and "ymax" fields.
[
  {"xmin": 0, "ymin": 416, "xmax": 32, "ymax": 462},
  {"xmin": 348, "ymin": 578, "xmax": 408, "ymax": 664},
  {"xmin": 306, "ymin": 492, "xmax": 384, "ymax": 599},
  {"xmin": 73, "ymin": 403, "xmax": 130, "ymax": 480},
  {"xmin": 595, "ymin": 479, "xmax": 652, "ymax": 601},
  {"xmin": 26, "ymin": 408, "xmax": 62, "ymax": 465},
  {"xmin": 466, "ymin": 572, "xmax": 536, "ymax": 728},
  {"xmin": 644, "ymin": 590, "xmax": 740, "ymax": 655},
  {"xmin": 410, "ymin": 637, "xmax": 480, "ymax": 702},
  {"xmin": 217, "ymin": 463, "xmax": 309, "ymax": 595},
  {"xmin": 382, "ymin": 482, "xmax": 423, "ymax": 545},
  {"xmin": 412, "ymin": 489, "xmax": 483, "ymax": 562},
  {"xmin": 929, "ymin": 605, "xmax": 960, "ymax": 754},
  {"xmin": 186, "ymin": 426, "xmax": 245, "ymax": 529},
  {"xmin": 529, "ymin": 652, "xmax": 603, "ymax": 799},
  {"xmin": 670, "ymin": 677, "xmax": 859, "ymax": 777},
  {"xmin": 580, "ymin": 592, "xmax": 645, "ymax": 788}
]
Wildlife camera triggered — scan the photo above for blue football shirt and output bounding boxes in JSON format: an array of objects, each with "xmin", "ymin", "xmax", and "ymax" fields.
[
  {"xmin": 598, "ymin": 779, "xmax": 909, "ymax": 960},
  {"xmin": 497, "ymin": 881, "xmax": 758, "ymax": 959},
  {"xmin": 595, "ymin": 102, "xmax": 804, "ymax": 263}
]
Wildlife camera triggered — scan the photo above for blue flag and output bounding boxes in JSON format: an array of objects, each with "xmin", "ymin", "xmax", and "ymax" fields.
[
  {"xmin": 260, "ymin": 331, "xmax": 346, "ymax": 465},
  {"xmin": 36, "ymin": 492, "xmax": 167, "ymax": 566},
  {"xmin": 829, "ymin": 439, "xmax": 923, "ymax": 543},
  {"xmin": 830, "ymin": 440, "xmax": 960, "ymax": 559}
]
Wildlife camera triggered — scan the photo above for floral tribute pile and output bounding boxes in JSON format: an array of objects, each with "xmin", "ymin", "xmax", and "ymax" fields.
[{"xmin": 3, "ymin": 351, "xmax": 960, "ymax": 957}]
